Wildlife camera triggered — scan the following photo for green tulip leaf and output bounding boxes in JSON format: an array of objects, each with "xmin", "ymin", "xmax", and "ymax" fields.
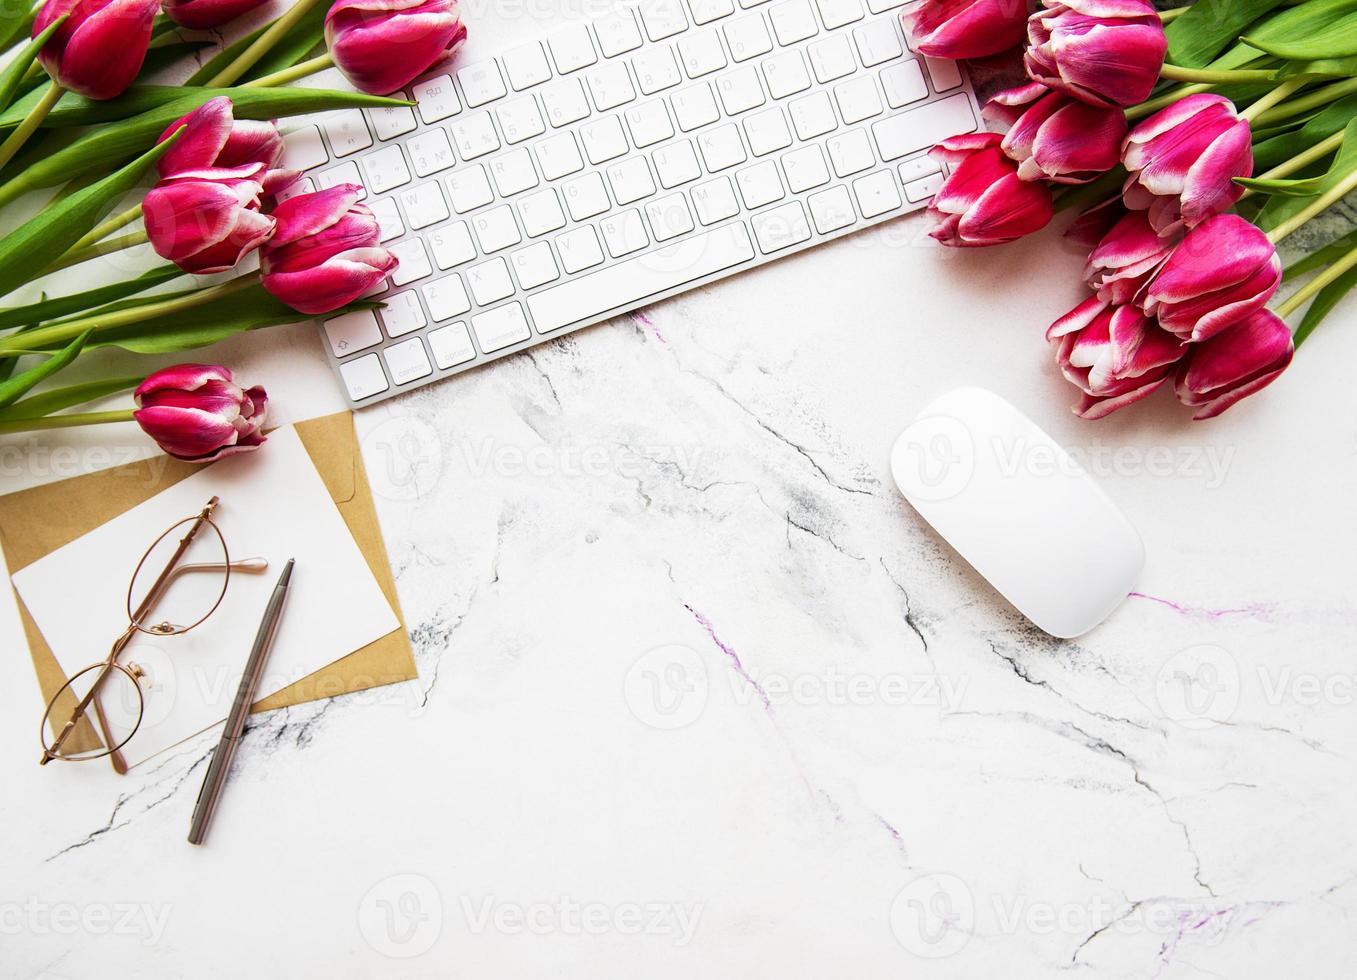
[
  {"xmin": 1243, "ymin": 12, "xmax": 1357, "ymax": 61},
  {"xmin": 1253, "ymin": 94, "xmax": 1357, "ymax": 171},
  {"xmin": 0, "ymin": 16, "xmax": 64, "ymax": 115},
  {"xmin": 186, "ymin": 0, "xmax": 330, "ymax": 86},
  {"xmin": 0, "ymin": 329, "xmax": 90, "ymax": 409},
  {"xmin": 0, "ymin": 265, "xmax": 183, "ymax": 331},
  {"xmin": 0, "ymin": 133, "xmax": 178, "ymax": 301},
  {"xmin": 1166, "ymin": 0, "xmax": 1289, "ymax": 69},
  {"xmin": 1294, "ymin": 260, "xmax": 1357, "ymax": 346},
  {"xmin": 1210, "ymin": 0, "xmax": 1357, "ymax": 71},
  {"xmin": 0, "ymin": 375, "xmax": 140, "ymax": 420},
  {"xmin": 1257, "ymin": 117, "xmax": 1357, "ymax": 231},
  {"xmin": 0, "ymin": 6, "xmax": 34, "ymax": 51},
  {"xmin": 1237, "ymin": 174, "xmax": 1334, "ymax": 196},
  {"xmin": 1274, "ymin": 55, "xmax": 1357, "ymax": 79}
]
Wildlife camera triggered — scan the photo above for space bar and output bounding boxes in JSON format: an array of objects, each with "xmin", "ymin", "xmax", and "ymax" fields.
[{"xmin": 528, "ymin": 222, "xmax": 755, "ymax": 334}]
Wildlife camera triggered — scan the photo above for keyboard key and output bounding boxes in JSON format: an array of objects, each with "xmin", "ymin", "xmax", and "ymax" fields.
[
  {"xmin": 814, "ymin": 0, "xmax": 863, "ymax": 29},
  {"xmin": 317, "ymin": 161, "xmax": 364, "ymax": 196},
  {"xmin": 632, "ymin": 46, "xmax": 682, "ymax": 94},
  {"xmin": 781, "ymin": 143, "xmax": 830, "ymax": 192},
  {"xmin": 762, "ymin": 50, "xmax": 811, "ymax": 98},
  {"xmin": 587, "ymin": 61, "xmax": 636, "ymax": 110},
  {"xmin": 468, "ymin": 257, "xmax": 516, "ymax": 304},
  {"xmin": 808, "ymin": 184, "xmax": 855, "ymax": 232},
  {"xmin": 472, "ymin": 302, "xmax": 532, "ymax": 352},
  {"xmin": 447, "ymin": 165, "xmax": 494, "ymax": 213},
  {"xmin": 384, "ymin": 337, "xmax": 433, "ymax": 384},
  {"xmin": 601, "ymin": 209, "xmax": 649, "ymax": 257},
  {"xmin": 925, "ymin": 55, "xmax": 964, "ymax": 92},
  {"xmin": 594, "ymin": 9, "xmax": 644, "ymax": 57},
  {"xmin": 429, "ymin": 222, "xmax": 477, "ymax": 268},
  {"xmin": 905, "ymin": 170, "xmax": 944, "ymax": 202},
  {"xmin": 898, "ymin": 156, "xmax": 942, "ymax": 182},
  {"xmin": 428, "ymin": 322, "xmax": 477, "ymax": 368},
  {"xmin": 322, "ymin": 110, "xmax": 372, "ymax": 157},
  {"xmin": 736, "ymin": 159, "xmax": 785, "ymax": 209},
  {"xmin": 692, "ymin": 176, "xmax": 740, "ymax": 224},
  {"xmin": 276, "ymin": 176, "xmax": 313, "ymax": 204},
  {"xmin": 809, "ymin": 34, "xmax": 856, "ymax": 83},
  {"xmin": 826, "ymin": 128, "xmax": 874, "ymax": 176},
  {"xmin": 411, "ymin": 75, "xmax": 461, "ymax": 123},
  {"xmin": 390, "ymin": 238, "xmax": 433, "ymax": 285},
  {"xmin": 541, "ymin": 77, "xmax": 591, "ymax": 127},
  {"xmin": 361, "ymin": 146, "xmax": 411, "ymax": 194},
  {"xmin": 690, "ymin": 0, "xmax": 736, "ymax": 23},
  {"xmin": 423, "ymin": 274, "xmax": 472, "ymax": 320},
  {"xmin": 670, "ymin": 83, "xmax": 721, "ymax": 131},
  {"xmin": 725, "ymin": 17, "xmax": 773, "ymax": 65},
  {"xmin": 406, "ymin": 129, "xmax": 455, "ymax": 176},
  {"xmin": 518, "ymin": 188, "xmax": 567, "ymax": 237},
  {"xmin": 853, "ymin": 168, "xmax": 901, "ymax": 217},
  {"xmin": 496, "ymin": 96, "xmax": 546, "ymax": 144},
  {"xmin": 398, "ymin": 181, "xmax": 450, "ymax": 229},
  {"xmin": 697, "ymin": 123, "xmax": 747, "ymax": 171},
  {"xmin": 472, "ymin": 204, "xmax": 522, "ymax": 252},
  {"xmin": 769, "ymin": 0, "xmax": 818, "ymax": 45},
  {"xmin": 528, "ymin": 223, "xmax": 755, "ymax": 333},
  {"xmin": 872, "ymin": 92, "xmax": 977, "ymax": 161},
  {"xmin": 340, "ymin": 353, "xmax": 388, "ymax": 400},
  {"xmin": 368, "ymin": 196, "xmax": 405, "ymax": 240},
  {"xmin": 653, "ymin": 139, "xmax": 702, "ymax": 187},
  {"xmin": 744, "ymin": 106, "xmax": 792, "ymax": 156},
  {"xmin": 369, "ymin": 98, "xmax": 417, "ymax": 141},
  {"xmin": 624, "ymin": 99, "xmax": 675, "ymax": 147},
  {"xmin": 580, "ymin": 115, "xmax": 629, "ymax": 164},
  {"xmin": 854, "ymin": 18, "xmax": 903, "ymax": 67},
  {"xmin": 644, "ymin": 193, "xmax": 696, "ymax": 241},
  {"xmin": 716, "ymin": 66, "xmax": 765, "ymax": 114},
  {"xmin": 281, "ymin": 125, "xmax": 327, "ymax": 170},
  {"xmin": 678, "ymin": 29, "xmax": 728, "ymax": 78},
  {"xmin": 324, "ymin": 309, "xmax": 382, "ymax": 357},
  {"xmin": 511, "ymin": 241, "xmax": 560, "ymax": 289},
  {"xmin": 834, "ymin": 75, "xmax": 883, "ymax": 124},
  {"xmin": 458, "ymin": 60, "xmax": 507, "ymax": 107},
  {"xmin": 556, "ymin": 226, "xmax": 605, "ymax": 273},
  {"xmin": 547, "ymin": 23, "xmax": 598, "ymax": 73},
  {"xmin": 751, "ymin": 200, "xmax": 811, "ymax": 252},
  {"xmin": 606, "ymin": 156, "xmax": 657, "ymax": 205},
  {"xmin": 503, "ymin": 42, "xmax": 552, "ymax": 90},
  {"xmin": 449, "ymin": 111, "xmax": 501, "ymax": 159},
  {"xmin": 640, "ymin": 0, "xmax": 688, "ymax": 41},
  {"xmin": 562, "ymin": 172, "xmax": 610, "ymax": 220},
  {"xmin": 490, "ymin": 147, "xmax": 540, "ymax": 196},
  {"xmin": 381, "ymin": 290, "xmax": 427, "ymax": 337},
  {"xmin": 789, "ymin": 91, "xmax": 837, "ymax": 139},
  {"xmin": 881, "ymin": 60, "xmax": 928, "ymax": 107},
  {"xmin": 866, "ymin": 0, "xmax": 907, "ymax": 10},
  {"xmin": 535, "ymin": 132, "xmax": 585, "ymax": 179}
]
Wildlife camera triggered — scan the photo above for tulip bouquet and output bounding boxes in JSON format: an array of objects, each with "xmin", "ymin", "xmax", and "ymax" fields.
[
  {"xmin": 0, "ymin": 0, "xmax": 467, "ymax": 459},
  {"xmin": 912, "ymin": 0, "xmax": 1357, "ymax": 419}
]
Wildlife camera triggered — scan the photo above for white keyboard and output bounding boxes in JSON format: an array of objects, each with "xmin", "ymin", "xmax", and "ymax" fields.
[{"xmin": 283, "ymin": 0, "xmax": 980, "ymax": 406}]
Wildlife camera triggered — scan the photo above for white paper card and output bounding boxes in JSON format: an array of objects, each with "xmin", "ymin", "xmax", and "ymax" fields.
[{"xmin": 13, "ymin": 425, "xmax": 400, "ymax": 767}]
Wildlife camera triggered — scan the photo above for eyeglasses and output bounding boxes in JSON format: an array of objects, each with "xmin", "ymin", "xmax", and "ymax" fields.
[{"xmin": 39, "ymin": 496, "xmax": 266, "ymax": 772}]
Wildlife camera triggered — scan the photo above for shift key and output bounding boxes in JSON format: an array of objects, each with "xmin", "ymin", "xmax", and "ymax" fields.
[{"xmin": 871, "ymin": 93, "xmax": 977, "ymax": 162}]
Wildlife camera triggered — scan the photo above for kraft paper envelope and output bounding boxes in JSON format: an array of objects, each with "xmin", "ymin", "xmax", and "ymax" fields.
[{"xmin": 0, "ymin": 411, "xmax": 415, "ymax": 725}]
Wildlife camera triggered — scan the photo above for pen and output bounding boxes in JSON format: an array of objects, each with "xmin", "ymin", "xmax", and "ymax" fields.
[{"xmin": 188, "ymin": 559, "xmax": 294, "ymax": 845}]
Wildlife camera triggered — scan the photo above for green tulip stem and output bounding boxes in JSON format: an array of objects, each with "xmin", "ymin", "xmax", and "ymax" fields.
[
  {"xmin": 66, "ymin": 202, "xmax": 146, "ymax": 254},
  {"xmin": 1257, "ymin": 131, "xmax": 1347, "ymax": 184},
  {"xmin": 1158, "ymin": 64, "xmax": 1277, "ymax": 84},
  {"xmin": 1157, "ymin": 5, "xmax": 1190, "ymax": 23},
  {"xmin": 0, "ymin": 80, "xmax": 63, "ymax": 173},
  {"xmin": 0, "ymin": 410, "xmax": 135, "ymax": 434},
  {"xmin": 1266, "ymin": 164, "xmax": 1357, "ymax": 244},
  {"xmin": 1126, "ymin": 82, "xmax": 1214, "ymax": 121},
  {"xmin": 0, "ymin": 274, "xmax": 258, "ymax": 354},
  {"xmin": 243, "ymin": 52, "xmax": 336, "ymax": 89},
  {"xmin": 1276, "ymin": 242, "xmax": 1357, "ymax": 321},
  {"xmin": 43, "ymin": 229, "xmax": 150, "ymax": 275},
  {"xmin": 1254, "ymin": 77, "xmax": 1357, "ymax": 127},
  {"xmin": 205, "ymin": 0, "xmax": 329, "ymax": 88},
  {"xmin": 1240, "ymin": 77, "xmax": 1308, "ymax": 122}
]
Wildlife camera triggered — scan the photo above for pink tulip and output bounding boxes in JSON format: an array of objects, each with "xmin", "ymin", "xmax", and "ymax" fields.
[
  {"xmin": 1048, "ymin": 296, "xmax": 1185, "ymax": 419},
  {"xmin": 904, "ymin": 0, "xmax": 1031, "ymax": 59},
  {"xmin": 325, "ymin": 0, "xmax": 469, "ymax": 96},
  {"xmin": 1084, "ymin": 211, "xmax": 1178, "ymax": 305},
  {"xmin": 133, "ymin": 364, "xmax": 268, "ymax": 462},
  {"xmin": 1140, "ymin": 214, "xmax": 1281, "ymax": 342},
  {"xmin": 984, "ymin": 81, "xmax": 1126, "ymax": 184},
  {"xmin": 1025, "ymin": 0, "xmax": 1167, "ymax": 108},
  {"xmin": 260, "ymin": 185, "xmax": 398, "ymax": 316},
  {"xmin": 143, "ymin": 165, "xmax": 276, "ymax": 275},
  {"xmin": 926, "ymin": 133, "xmax": 1055, "ymax": 247},
  {"xmin": 156, "ymin": 96, "xmax": 295, "ymax": 196},
  {"xmin": 33, "ymin": 0, "xmax": 159, "ymax": 100},
  {"xmin": 162, "ymin": 0, "xmax": 269, "ymax": 29},
  {"xmin": 1174, "ymin": 308, "xmax": 1294, "ymax": 419},
  {"xmin": 1122, "ymin": 94, "xmax": 1253, "ymax": 236}
]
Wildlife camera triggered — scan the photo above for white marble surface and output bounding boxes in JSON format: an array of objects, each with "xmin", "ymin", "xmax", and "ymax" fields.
[{"xmin": 3, "ymin": 5, "xmax": 1357, "ymax": 978}]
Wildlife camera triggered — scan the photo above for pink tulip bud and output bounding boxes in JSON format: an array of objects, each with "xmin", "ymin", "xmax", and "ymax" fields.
[
  {"xmin": 1140, "ymin": 214, "xmax": 1281, "ymax": 343},
  {"xmin": 1065, "ymin": 196, "xmax": 1125, "ymax": 248},
  {"xmin": 133, "ymin": 364, "xmax": 268, "ymax": 462},
  {"xmin": 904, "ymin": 0, "xmax": 1031, "ymax": 59},
  {"xmin": 156, "ymin": 96, "xmax": 296, "ymax": 196},
  {"xmin": 1025, "ymin": 0, "xmax": 1167, "ymax": 108},
  {"xmin": 984, "ymin": 81, "xmax": 1126, "ymax": 184},
  {"xmin": 260, "ymin": 185, "xmax": 399, "ymax": 316},
  {"xmin": 163, "ymin": 0, "xmax": 270, "ymax": 29},
  {"xmin": 143, "ymin": 165, "xmax": 277, "ymax": 275},
  {"xmin": 1122, "ymin": 94, "xmax": 1253, "ymax": 237},
  {"xmin": 33, "ymin": 0, "xmax": 159, "ymax": 100},
  {"xmin": 1084, "ymin": 211, "xmax": 1178, "ymax": 305},
  {"xmin": 1174, "ymin": 308, "xmax": 1294, "ymax": 420},
  {"xmin": 1047, "ymin": 296, "xmax": 1185, "ymax": 419},
  {"xmin": 326, "ymin": 0, "xmax": 469, "ymax": 96},
  {"xmin": 926, "ymin": 133, "xmax": 1055, "ymax": 247}
]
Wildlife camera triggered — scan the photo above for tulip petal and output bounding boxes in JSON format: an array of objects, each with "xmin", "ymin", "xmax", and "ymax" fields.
[
  {"xmin": 263, "ymin": 248, "xmax": 398, "ymax": 315},
  {"xmin": 135, "ymin": 364, "xmax": 236, "ymax": 402},
  {"xmin": 269, "ymin": 185, "xmax": 364, "ymax": 247},
  {"xmin": 1073, "ymin": 376, "xmax": 1166, "ymax": 419},
  {"xmin": 956, "ymin": 171, "xmax": 1054, "ymax": 244},
  {"xmin": 157, "ymin": 96, "xmax": 234, "ymax": 177},
  {"xmin": 134, "ymin": 405, "xmax": 242, "ymax": 459},
  {"xmin": 1178, "ymin": 121, "xmax": 1252, "ymax": 227},
  {"xmin": 45, "ymin": 0, "xmax": 158, "ymax": 100},
  {"xmin": 1175, "ymin": 309, "xmax": 1294, "ymax": 418}
]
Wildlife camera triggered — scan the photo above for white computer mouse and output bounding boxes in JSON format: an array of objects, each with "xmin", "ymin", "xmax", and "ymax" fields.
[{"xmin": 890, "ymin": 387, "xmax": 1145, "ymax": 639}]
